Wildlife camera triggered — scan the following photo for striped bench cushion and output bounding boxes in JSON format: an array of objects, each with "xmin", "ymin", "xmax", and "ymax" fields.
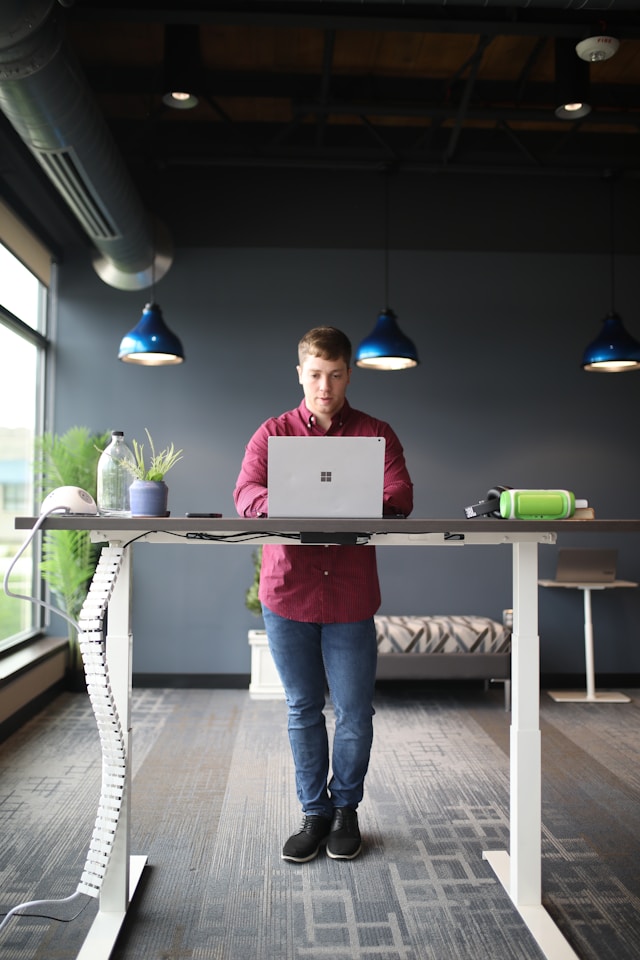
[{"xmin": 374, "ymin": 615, "xmax": 511, "ymax": 655}]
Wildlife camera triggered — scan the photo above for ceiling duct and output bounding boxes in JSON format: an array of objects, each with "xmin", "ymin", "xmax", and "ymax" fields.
[{"xmin": 0, "ymin": 0, "xmax": 171, "ymax": 291}]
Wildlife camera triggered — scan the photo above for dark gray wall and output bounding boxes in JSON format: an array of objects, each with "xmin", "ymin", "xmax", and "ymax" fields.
[{"xmin": 50, "ymin": 170, "xmax": 640, "ymax": 679}]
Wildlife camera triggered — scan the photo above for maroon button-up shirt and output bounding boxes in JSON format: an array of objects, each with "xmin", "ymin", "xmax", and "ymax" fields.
[{"xmin": 233, "ymin": 399, "xmax": 413, "ymax": 623}]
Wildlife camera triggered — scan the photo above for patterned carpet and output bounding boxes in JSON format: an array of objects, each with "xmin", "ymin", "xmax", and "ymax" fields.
[{"xmin": 1, "ymin": 683, "xmax": 640, "ymax": 960}]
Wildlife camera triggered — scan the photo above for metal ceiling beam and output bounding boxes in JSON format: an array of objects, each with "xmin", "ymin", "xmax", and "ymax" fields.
[
  {"xmin": 82, "ymin": 66, "xmax": 640, "ymax": 117},
  {"xmin": 68, "ymin": 2, "xmax": 640, "ymax": 39},
  {"xmin": 147, "ymin": 150, "xmax": 640, "ymax": 179},
  {"xmin": 315, "ymin": 29, "xmax": 335, "ymax": 146},
  {"xmin": 125, "ymin": 119, "xmax": 640, "ymax": 170},
  {"xmin": 443, "ymin": 34, "xmax": 491, "ymax": 164},
  {"xmin": 515, "ymin": 36, "xmax": 547, "ymax": 104},
  {"xmin": 291, "ymin": 101, "xmax": 640, "ymax": 127}
]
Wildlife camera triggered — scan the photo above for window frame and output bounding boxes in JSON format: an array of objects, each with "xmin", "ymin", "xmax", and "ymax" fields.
[{"xmin": 0, "ymin": 229, "xmax": 52, "ymax": 654}]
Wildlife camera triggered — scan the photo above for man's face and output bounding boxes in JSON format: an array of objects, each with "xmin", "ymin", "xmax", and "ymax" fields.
[{"xmin": 297, "ymin": 354, "xmax": 351, "ymax": 425}]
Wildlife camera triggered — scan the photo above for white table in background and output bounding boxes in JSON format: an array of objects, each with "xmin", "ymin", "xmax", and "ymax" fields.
[
  {"xmin": 539, "ymin": 578, "xmax": 638, "ymax": 703},
  {"xmin": 13, "ymin": 515, "xmax": 640, "ymax": 960}
]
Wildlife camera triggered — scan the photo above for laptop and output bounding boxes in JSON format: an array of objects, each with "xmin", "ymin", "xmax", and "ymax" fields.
[
  {"xmin": 554, "ymin": 548, "xmax": 618, "ymax": 583},
  {"xmin": 267, "ymin": 436, "xmax": 386, "ymax": 518}
]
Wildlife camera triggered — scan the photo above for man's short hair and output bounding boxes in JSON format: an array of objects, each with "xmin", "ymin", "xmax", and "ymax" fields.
[{"xmin": 298, "ymin": 326, "xmax": 352, "ymax": 368}]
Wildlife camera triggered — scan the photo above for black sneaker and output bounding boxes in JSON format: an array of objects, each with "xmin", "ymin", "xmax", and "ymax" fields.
[
  {"xmin": 282, "ymin": 815, "xmax": 333, "ymax": 863},
  {"xmin": 326, "ymin": 807, "xmax": 362, "ymax": 860}
]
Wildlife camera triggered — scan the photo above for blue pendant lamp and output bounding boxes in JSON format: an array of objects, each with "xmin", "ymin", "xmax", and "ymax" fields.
[
  {"xmin": 118, "ymin": 224, "xmax": 185, "ymax": 365},
  {"xmin": 582, "ymin": 312, "xmax": 640, "ymax": 372},
  {"xmin": 581, "ymin": 176, "xmax": 640, "ymax": 372},
  {"xmin": 355, "ymin": 309, "xmax": 419, "ymax": 370},
  {"xmin": 118, "ymin": 301, "xmax": 185, "ymax": 365},
  {"xmin": 355, "ymin": 174, "xmax": 419, "ymax": 371}
]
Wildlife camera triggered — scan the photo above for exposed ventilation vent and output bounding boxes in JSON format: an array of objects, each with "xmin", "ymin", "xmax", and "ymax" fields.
[
  {"xmin": 0, "ymin": 0, "xmax": 171, "ymax": 290},
  {"xmin": 36, "ymin": 146, "xmax": 121, "ymax": 241}
]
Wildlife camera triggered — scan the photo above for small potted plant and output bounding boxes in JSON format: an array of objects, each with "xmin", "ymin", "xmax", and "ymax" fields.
[{"xmin": 119, "ymin": 428, "xmax": 183, "ymax": 517}]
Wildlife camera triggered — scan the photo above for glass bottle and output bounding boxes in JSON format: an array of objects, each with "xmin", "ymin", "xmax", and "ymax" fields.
[{"xmin": 96, "ymin": 430, "xmax": 136, "ymax": 517}]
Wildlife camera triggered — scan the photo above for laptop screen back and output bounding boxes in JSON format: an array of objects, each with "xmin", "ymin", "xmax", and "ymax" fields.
[
  {"xmin": 554, "ymin": 548, "xmax": 618, "ymax": 583},
  {"xmin": 267, "ymin": 436, "xmax": 386, "ymax": 518}
]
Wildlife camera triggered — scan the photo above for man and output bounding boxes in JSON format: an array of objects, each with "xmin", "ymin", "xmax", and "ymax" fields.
[{"xmin": 234, "ymin": 326, "xmax": 413, "ymax": 863}]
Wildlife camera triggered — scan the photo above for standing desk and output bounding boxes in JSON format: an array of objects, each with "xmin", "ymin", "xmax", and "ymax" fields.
[
  {"xmin": 11, "ymin": 516, "xmax": 640, "ymax": 960},
  {"xmin": 539, "ymin": 578, "xmax": 638, "ymax": 703}
]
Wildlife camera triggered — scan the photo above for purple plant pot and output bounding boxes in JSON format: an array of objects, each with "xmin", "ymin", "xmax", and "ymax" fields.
[{"xmin": 129, "ymin": 480, "xmax": 169, "ymax": 517}]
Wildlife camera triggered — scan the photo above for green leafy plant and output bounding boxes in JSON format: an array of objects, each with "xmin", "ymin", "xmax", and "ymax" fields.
[
  {"xmin": 39, "ymin": 530, "xmax": 98, "ymax": 635},
  {"xmin": 246, "ymin": 546, "xmax": 263, "ymax": 617},
  {"xmin": 117, "ymin": 428, "xmax": 183, "ymax": 481},
  {"xmin": 34, "ymin": 426, "xmax": 111, "ymax": 679}
]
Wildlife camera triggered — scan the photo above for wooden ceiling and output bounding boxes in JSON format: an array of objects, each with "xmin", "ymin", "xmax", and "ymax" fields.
[{"xmin": 62, "ymin": 1, "xmax": 640, "ymax": 179}]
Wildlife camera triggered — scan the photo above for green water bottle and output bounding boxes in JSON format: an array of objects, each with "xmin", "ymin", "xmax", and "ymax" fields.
[{"xmin": 499, "ymin": 489, "xmax": 576, "ymax": 520}]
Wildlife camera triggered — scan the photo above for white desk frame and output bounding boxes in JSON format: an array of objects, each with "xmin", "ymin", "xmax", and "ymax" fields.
[
  {"xmin": 12, "ymin": 516, "xmax": 640, "ymax": 960},
  {"xmin": 539, "ymin": 579, "xmax": 638, "ymax": 703}
]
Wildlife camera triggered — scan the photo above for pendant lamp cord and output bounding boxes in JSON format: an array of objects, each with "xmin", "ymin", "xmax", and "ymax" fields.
[
  {"xmin": 151, "ymin": 219, "xmax": 157, "ymax": 304},
  {"xmin": 384, "ymin": 172, "xmax": 390, "ymax": 311},
  {"xmin": 608, "ymin": 173, "xmax": 616, "ymax": 315}
]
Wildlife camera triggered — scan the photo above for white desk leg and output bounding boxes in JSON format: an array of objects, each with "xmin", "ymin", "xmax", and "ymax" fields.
[
  {"xmin": 583, "ymin": 589, "xmax": 596, "ymax": 702},
  {"xmin": 509, "ymin": 539, "xmax": 541, "ymax": 907},
  {"xmin": 76, "ymin": 547, "xmax": 147, "ymax": 960},
  {"xmin": 483, "ymin": 541, "xmax": 580, "ymax": 960}
]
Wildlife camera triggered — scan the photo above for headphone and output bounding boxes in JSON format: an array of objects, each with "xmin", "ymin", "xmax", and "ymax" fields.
[{"xmin": 464, "ymin": 485, "xmax": 512, "ymax": 519}]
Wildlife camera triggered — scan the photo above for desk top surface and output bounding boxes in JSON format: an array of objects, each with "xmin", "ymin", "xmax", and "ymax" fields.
[
  {"xmin": 539, "ymin": 579, "xmax": 638, "ymax": 589},
  {"xmin": 15, "ymin": 516, "xmax": 640, "ymax": 535}
]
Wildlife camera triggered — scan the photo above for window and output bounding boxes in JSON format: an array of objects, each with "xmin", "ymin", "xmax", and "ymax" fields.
[{"xmin": 0, "ymin": 234, "xmax": 49, "ymax": 652}]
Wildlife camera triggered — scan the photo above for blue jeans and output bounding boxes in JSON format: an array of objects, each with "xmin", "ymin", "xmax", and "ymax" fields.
[{"xmin": 262, "ymin": 606, "xmax": 378, "ymax": 819}]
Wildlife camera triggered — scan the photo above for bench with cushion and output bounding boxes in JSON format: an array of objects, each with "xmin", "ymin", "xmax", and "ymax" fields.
[{"xmin": 374, "ymin": 612, "xmax": 512, "ymax": 709}]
